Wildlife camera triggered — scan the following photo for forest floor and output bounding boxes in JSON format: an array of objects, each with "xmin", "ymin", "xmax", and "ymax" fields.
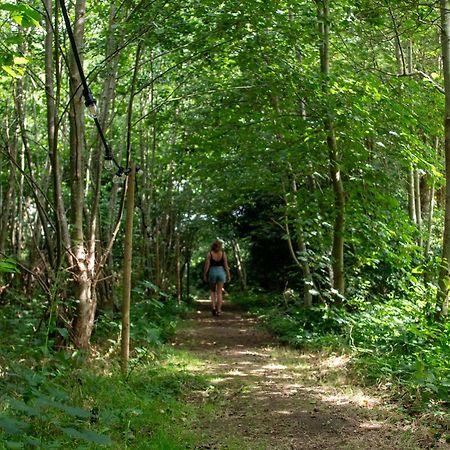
[{"xmin": 172, "ymin": 299, "xmax": 447, "ymax": 450}]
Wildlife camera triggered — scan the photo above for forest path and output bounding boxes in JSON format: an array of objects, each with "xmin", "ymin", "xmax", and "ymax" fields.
[{"xmin": 172, "ymin": 300, "xmax": 431, "ymax": 450}]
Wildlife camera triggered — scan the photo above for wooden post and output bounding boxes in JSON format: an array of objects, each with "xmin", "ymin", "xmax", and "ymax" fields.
[
  {"xmin": 121, "ymin": 162, "xmax": 136, "ymax": 375},
  {"xmin": 186, "ymin": 248, "xmax": 191, "ymax": 302},
  {"xmin": 176, "ymin": 233, "xmax": 181, "ymax": 304}
]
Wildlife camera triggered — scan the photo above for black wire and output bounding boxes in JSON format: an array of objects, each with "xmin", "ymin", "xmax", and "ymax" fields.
[
  {"xmin": 58, "ymin": 0, "xmax": 122, "ymax": 171},
  {"xmin": 58, "ymin": 0, "xmax": 90, "ymax": 97},
  {"xmin": 93, "ymin": 117, "xmax": 120, "ymax": 169}
]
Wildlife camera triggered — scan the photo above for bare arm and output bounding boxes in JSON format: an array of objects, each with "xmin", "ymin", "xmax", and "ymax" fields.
[
  {"xmin": 203, "ymin": 253, "xmax": 210, "ymax": 281},
  {"xmin": 223, "ymin": 252, "xmax": 231, "ymax": 281}
]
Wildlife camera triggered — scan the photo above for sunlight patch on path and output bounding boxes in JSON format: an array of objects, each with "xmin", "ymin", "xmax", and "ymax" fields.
[{"xmin": 173, "ymin": 301, "xmax": 425, "ymax": 450}]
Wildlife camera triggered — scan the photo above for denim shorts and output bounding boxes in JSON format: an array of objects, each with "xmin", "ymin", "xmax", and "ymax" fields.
[{"xmin": 208, "ymin": 266, "xmax": 226, "ymax": 283}]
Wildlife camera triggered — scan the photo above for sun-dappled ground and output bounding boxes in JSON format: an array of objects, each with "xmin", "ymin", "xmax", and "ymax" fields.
[{"xmin": 172, "ymin": 300, "xmax": 447, "ymax": 450}]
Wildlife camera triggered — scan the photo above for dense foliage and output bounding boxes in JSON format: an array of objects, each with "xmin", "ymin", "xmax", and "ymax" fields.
[{"xmin": 0, "ymin": 0, "xmax": 449, "ymax": 446}]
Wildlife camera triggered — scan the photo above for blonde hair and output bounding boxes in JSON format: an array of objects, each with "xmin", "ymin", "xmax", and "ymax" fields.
[{"xmin": 210, "ymin": 239, "xmax": 223, "ymax": 252}]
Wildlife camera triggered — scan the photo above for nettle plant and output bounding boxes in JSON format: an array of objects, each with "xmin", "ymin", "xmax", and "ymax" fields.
[{"xmin": 0, "ymin": 364, "xmax": 112, "ymax": 447}]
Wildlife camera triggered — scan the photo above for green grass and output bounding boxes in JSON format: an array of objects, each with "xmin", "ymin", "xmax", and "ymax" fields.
[
  {"xmin": 0, "ymin": 347, "xmax": 212, "ymax": 449},
  {"xmin": 251, "ymin": 296, "xmax": 450, "ymax": 412},
  {"xmin": 0, "ymin": 290, "xmax": 214, "ymax": 449}
]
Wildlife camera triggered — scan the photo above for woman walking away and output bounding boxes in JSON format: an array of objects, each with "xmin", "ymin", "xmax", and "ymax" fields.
[{"xmin": 203, "ymin": 240, "xmax": 231, "ymax": 316}]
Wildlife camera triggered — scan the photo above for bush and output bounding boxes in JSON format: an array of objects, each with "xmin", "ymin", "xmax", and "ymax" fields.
[{"xmin": 261, "ymin": 294, "xmax": 450, "ymax": 410}]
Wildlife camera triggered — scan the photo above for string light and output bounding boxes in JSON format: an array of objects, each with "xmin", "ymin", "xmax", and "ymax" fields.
[
  {"xmin": 58, "ymin": 0, "xmax": 130, "ymax": 178},
  {"xmin": 84, "ymin": 89, "xmax": 98, "ymax": 118},
  {"xmin": 112, "ymin": 166, "xmax": 125, "ymax": 184},
  {"xmin": 104, "ymin": 154, "xmax": 114, "ymax": 171}
]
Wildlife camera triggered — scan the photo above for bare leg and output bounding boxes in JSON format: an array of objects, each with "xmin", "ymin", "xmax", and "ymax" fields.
[
  {"xmin": 210, "ymin": 283, "xmax": 217, "ymax": 312},
  {"xmin": 215, "ymin": 282, "xmax": 224, "ymax": 314}
]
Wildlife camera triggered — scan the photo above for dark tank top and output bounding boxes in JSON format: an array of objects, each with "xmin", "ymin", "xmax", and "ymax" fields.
[{"xmin": 209, "ymin": 252, "xmax": 224, "ymax": 267}]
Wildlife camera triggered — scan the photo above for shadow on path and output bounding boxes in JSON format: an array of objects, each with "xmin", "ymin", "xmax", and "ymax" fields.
[{"xmin": 172, "ymin": 300, "xmax": 432, "ymax": 450}]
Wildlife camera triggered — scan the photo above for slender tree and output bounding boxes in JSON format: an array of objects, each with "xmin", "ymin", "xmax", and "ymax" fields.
[
  {"xmin": 438, "ymin": 0, "xmax": 450, "ymax": 319},
  {"xmin": 315, "ymin": 0, "xmax": 345, "ymax": 296}
]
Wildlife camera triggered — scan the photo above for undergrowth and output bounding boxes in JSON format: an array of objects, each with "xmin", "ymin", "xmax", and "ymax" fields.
[
  {"xmin": 0, "ymin": 283, "xmax": 211, "ymax": 449},
  {"xmin": 249, "ymin": 293, "xmax": 450, "ymax": 419}
]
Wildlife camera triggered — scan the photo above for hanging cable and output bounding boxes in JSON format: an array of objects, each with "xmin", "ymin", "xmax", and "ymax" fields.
[{"xmin": 58, "ymin": 0, "xmax": 123, "ymax": 175}]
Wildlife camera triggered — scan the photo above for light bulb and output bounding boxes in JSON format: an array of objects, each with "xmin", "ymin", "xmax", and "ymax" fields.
[
  {"xmin": 87, "ymin": 102, "xmax": 98, "ymax": 119},
  {"xmin": 113, "ymin": 169, "xmax": 123, "ymax": 184},
  {"xmin": 104, "ymin": 158, "xmax": 114, "ymax": 171}
]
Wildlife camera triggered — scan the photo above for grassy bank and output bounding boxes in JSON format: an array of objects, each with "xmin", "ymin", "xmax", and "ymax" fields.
[{"xmin": 0, "ymin": 292, "xmax": 212, "ymax": 449}]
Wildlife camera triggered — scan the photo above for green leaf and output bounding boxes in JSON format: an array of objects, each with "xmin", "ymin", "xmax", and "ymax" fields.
[
  {"xmin": 60, "ymin": 427, "xmax": 113, "ymax": 445},
  {"xmin": 6, "ymin": 396, "xmax": 40, "ymax": 416},
  {"xmin": 13, "ymin": 56, "xmax": 28, "ymax": 65},
  {"xmin": 35, "ymin": 397, "xmax": 90, "ymax": 418},
  {"xmin": 0, "ymin": 4, "xmax": 20, "ymax": 12},
  {"xmin": 0, "ymin": 415, "xmax": 28, "ymax": 435},
  {"xmin": 57, "ymin": 327, "xmax": 69, "ymax": 339},
  {"xmin": 0, "ymin": 258, "xmax": 19, "ymax": 273},
  {"xmin": 5, "ymin": 442, "xmax": 24, "ymax": 449},
  {"xmin": 1, "ymin": 65, "xmax": 19, "ymax": 78}
]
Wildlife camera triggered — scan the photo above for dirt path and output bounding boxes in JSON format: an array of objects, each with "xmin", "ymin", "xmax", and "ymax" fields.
[{"xmin": 173, "ymin": 300, "xmax": 437, "ymax": 450}]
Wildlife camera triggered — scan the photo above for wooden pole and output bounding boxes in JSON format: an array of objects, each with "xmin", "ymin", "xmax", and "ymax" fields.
[
  {"xmin": 176, "ymin": 233, "xmax": 181, "ymax": 304},
  {"xmin": 186, "ymin": 249, "xmax": 191, "ymax": 302},
  {"xmin": 121, "ymin": 163, "xmax": 136, "ymax": 375}
]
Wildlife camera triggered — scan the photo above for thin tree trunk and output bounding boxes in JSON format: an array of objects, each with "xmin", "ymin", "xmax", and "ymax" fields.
[
  {"xmin": 316, "ymin": 0, "xmax": 345, "ymax": 296},
  {"xmin": 16, "ymin": 132, "xmax": 25, "ymax": 257},
  {"xmin": 155, "ymin": 225, "xmax": 161, "ymax": 289},
  {"xmin": 282, "ymin": 179, "xmax": 321, "ymax": 307},
  {"xmin": 121, "ymin": 163, "xmax": 136, "ymax": 375},
  {"xmin": 186, "ymin": 248, "xmax": 191, "ymax": 302},
  {"xmin": 90, "ymin": 0, "xmax": 121, "ymax": 312},
  {"xmin": 408, "ymin": 167, "xmax": 417, "ymax": 223},
  {"xmin": 425, "ymin": 180, "xmax": 436, "ymax": 256},
  {"xmin": 414, "ymin": 169, "xmax": 422, "ymax": 245},
  {"xmin": 0, "ymin": 114, "xmax": 17, "ymax": 254},
  {"xmin": 231, "ymin": 239, "xmax": 247, "ymax": 292},
  {"xmin": 176, "ymin": 233, "xmax": 181, "ymax": 304},
  {"xmin": 407, "ymin": 43, "xmax": 417, "ymax": 224},
  {"xmin": 46, "ymin": 0, "xmax": 71, "ymax": 269},
  {"xmin": 68, "ymin": 0, "xmax": 97, "ymax": 348},
  {"xmin": 437, "ymin": 0, "xmax": 450, "ymax": 319},
  {"xmin": 425, "ymin": 139, "xmax": 438, "ymax": 255}
]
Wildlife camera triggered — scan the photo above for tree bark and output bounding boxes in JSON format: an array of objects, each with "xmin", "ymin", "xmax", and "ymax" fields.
[
  {"xmin": 425, "ymin": 138, "xmax": 438, "ymax": 255},
  {"xmin": 437, "ymin": 0, "xmax": 450, "ymax": 319},
  {"xmin": 231, "ymin": 239, "xmax": 247, "ymax": 292},
  {"xmin": 176, "ymin": 233, "xmax": 182, "ymax": 304},
  {"xmin": 90, "ymin": 0, "xmax": 121, "ymax": 312},
  {"xmin": 414, "ymin": 169, "xmax": 422, "ymax": 245},
  {"xmin": 46, "ymin": 0, "xmax": 71, "ymax": 269},
  {"xmin": 316, "ymin": 0, "xmax": 345, "ymax": 296},
  {"xmin": 121, "ymin": 163, "xmax": 136, "ymax": 375},
  {"xmin": 0, "ymin": 113, "xmax": 17, "ymax": 254},
  {"xmin": 68, "ymin": 0, "xmax": 97, "ymax": 348},
  {"xmin": 408, "ymin": 167, "xmax": 417, "ymax": 223}
]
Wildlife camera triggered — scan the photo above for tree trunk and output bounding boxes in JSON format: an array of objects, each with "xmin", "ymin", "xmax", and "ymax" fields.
[
  {"xmin": 176, "ymin": 234, "xmax": 182, "ymax": 303},
  {"xmin": 90, "ymin": 0, "xmax": 121, "ymax": 312},
  {"xmin": 186, "ymin": 249, "xmax": 191, "ymax": 302},
  {"xmin": 425, "ymin": 180, "xmax": 436, "ymax": 256},
  {"xmin": 0, "ymin": 113, "xmax": 17, "ymax": 254},
  {"xmin": 231, "ymin": 239, "xmax": 247, "ymax": 292},
  {"xmin": 425, "ymin": 138, "xmax": 438, "ymax": 255},
  {"xmin": 46, "ymin": 0, "xmax": 71, "ymax": 269},
  {"xmin": 408, "ymin": 167, "xmax": 417, "ymax": 223},
  {"xmin": 414, "ymin": 169, "xmax": 422, "ymax": 245},
  {"xmin": 68, "ymin": 0, "xmax": 97, "ymax": 348},
  {"xmin": 316, "ymin": 0, "xmax": 345, "ymax": 296},
  {"xmin": 437, "ymin": 0, "xmax": 450, "ymax": 319},
  {"xmin": 121, "ymin": 163, "xmax": 136, "ymax": 375}
]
